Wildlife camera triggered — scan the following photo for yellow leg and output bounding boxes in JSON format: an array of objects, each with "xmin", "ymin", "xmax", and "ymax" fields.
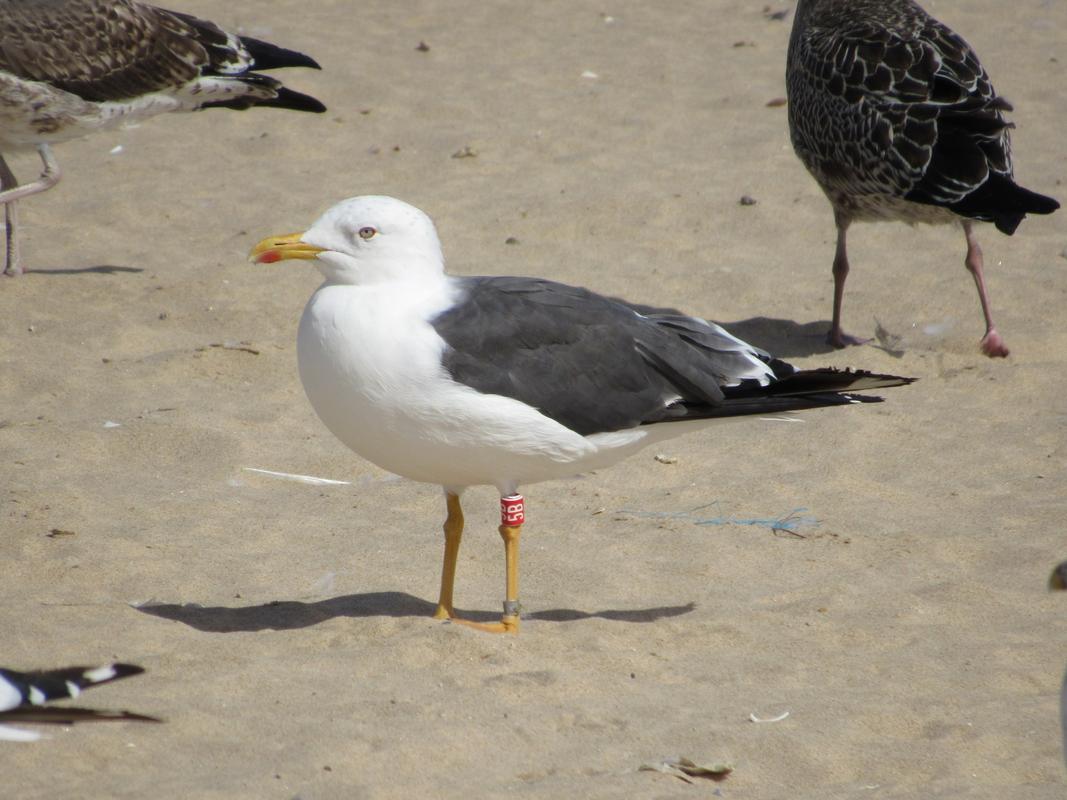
[
  {"xmin": 443, "ymin": 522, "xmax": 521, "ymax": 634},
  {"xmin": 498, "ymin": 522, "xmax": 522, "ymax": 632},
  {"xmin": 433, "ymin": 493, "xmax": 464, "ymax": 620},
  {"xmin": 432, "ymin": 492, "xmax": 524, "ymax": 634}
]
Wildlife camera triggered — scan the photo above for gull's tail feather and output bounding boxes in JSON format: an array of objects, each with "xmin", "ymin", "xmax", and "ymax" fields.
[
  {"xmin": 749, "ymin": 368, "xmax": 916, "ymax": 397},
  {"xmin": 671, "ymin": 369, "xmax": 914, "ymax": 421}
]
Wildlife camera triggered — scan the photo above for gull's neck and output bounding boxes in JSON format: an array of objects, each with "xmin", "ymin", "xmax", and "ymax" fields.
[{"xmin": 319, "ymin": 246, "xmax": 448, "ymax": 288}]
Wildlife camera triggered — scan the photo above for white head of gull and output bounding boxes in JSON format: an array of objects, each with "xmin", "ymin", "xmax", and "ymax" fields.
[
  {"xmin": 251, "ymin": 195, "xmax": 914, "ymax": 634},
  {"xmin": 293, "ymin": 195, "xmax": 446, "ymax": 286}
]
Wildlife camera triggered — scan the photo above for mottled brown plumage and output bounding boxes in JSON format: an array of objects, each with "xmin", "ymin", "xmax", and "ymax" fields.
[
  {"xmin": 0, "ymin": 0, "xmax": 326, "ymax": 275},
  {"xmin": 787, "ymin": 0, "xmax": 1058, "ymax": 357}
]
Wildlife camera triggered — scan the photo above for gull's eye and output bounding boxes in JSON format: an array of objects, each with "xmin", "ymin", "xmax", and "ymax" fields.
[{"xmin": 358, "ymin": 226, "xmax": 377, "ymax": 240}]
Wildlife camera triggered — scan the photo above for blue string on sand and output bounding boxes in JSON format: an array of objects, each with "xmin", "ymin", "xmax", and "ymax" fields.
[{"xmin": 614, "ymin": 502, "xmax": 818, "ymax": 534}]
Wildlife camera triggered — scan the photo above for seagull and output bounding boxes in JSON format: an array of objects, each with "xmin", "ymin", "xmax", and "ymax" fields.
[
  {"xmin": 0, "ymin": 662, "xmax": 155, "ymax": 741},
  {"xmin": 786, "ymin": 0, "xmax": 1059, "ymax": 357},
  {"xmin": 250, "ymin": 195, "xmax": 913, "ymax": 634},
  {"xmin": 0, "ymin": 0, "xmax": 327, "ymax": 276}
]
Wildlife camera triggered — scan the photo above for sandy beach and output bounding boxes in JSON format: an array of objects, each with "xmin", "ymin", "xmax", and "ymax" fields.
[{"xmin": 1, "ymin": 1, "xmax": 1065, "ymax": 797}]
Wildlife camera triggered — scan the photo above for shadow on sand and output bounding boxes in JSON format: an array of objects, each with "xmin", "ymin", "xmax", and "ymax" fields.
[
  {"xmin": 134, "ymin": 592, "xmax": 696, "ymax": 633},
  {"xmin": 23, "ymin": 264, "xmax": 144, "ymax": 276},
  {"xmin": 719, "ymin": 316, "xmax": 836, "ymax": 358}
]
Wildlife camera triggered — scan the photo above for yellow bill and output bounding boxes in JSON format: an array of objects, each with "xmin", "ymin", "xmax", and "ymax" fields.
[{"xmin": 249, "ymin": 232, "xmax": 324, "ymax": 264}]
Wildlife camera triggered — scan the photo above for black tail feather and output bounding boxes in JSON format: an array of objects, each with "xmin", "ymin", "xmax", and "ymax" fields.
[
  {"xmin": 745, "ymin": 368, "xmax": 916, "ymax": 397},
  {"xmin": 657, "ymin": 369, "xmax": 913, "ymax": 423},
  {"xmin": 675, "ymin": 390, "xmax": 883, "ymax": 421},
  {"xmin": 950, "ymin": 173, "xmax": 1060, "ymax": 235}
]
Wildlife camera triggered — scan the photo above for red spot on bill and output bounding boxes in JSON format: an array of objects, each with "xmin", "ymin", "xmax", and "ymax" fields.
[{"xmin": 256, "ymin": 249, "xmax": 282, "ymax": 264}]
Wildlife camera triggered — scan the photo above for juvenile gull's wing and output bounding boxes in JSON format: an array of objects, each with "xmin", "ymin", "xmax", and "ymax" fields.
[{"xmin": 0, "ymin": 0, "xmax": 325, "ymax": 112}]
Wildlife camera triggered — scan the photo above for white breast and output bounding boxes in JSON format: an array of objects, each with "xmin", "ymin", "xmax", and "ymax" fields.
[{"xmin": 296, "ymin": 280, "xmax": 598, "ymax": 491}]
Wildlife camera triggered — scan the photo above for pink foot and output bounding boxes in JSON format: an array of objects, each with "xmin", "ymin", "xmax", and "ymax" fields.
[
  {"xmin": 980, "ymin": 329, "xmax": 1010, "ymax": 358},
  {"xmin": 827, "ymin": 329, "xmax": 871, "ymax": 349}
]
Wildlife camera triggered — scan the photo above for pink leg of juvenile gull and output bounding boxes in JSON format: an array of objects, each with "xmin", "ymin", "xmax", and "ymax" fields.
[
  {"xmin": 0, "ymin": 145, "xmax": 62, "ymax": 277},
  {"xmin": 962, "ymin": 220, "xmax": 1009, "ymax": 358},
  {"xmin": 827, "ymin": 210, "xmax": 871, "ymax": 348}
]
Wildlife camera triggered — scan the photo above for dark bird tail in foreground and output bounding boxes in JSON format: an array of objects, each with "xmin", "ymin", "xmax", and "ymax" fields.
[
  {"xmin": 0, "ymin": 663, "xmax": 143, "ymax": 709},
  {"xmin": 0, "ymin": 662, "xmax": 159, "ymax": 734}
]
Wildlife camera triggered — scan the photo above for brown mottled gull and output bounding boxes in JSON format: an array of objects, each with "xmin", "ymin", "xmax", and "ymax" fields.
[
  {"xmin": 787, "ymin": 0, "xmax": 1058, "ymax": 357},
  {"xmin": 0, "ymin": 0, "xmax": 326, "ymax": 276}
]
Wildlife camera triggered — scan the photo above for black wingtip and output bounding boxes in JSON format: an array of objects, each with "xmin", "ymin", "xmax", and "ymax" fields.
[
  {"xmin": 269, "ymin": 87, "xmax": 327, "ymax": 114},
  {"xmin": 240, "ymin": 37, "xmax": 323, "ymax": 71},
  {"xmin": 0, "ymin": 661, "xmax": 147, "ymax": 709},
  {"xmin": 760, "ymin": 368, "xmax": 916, "ymax": 397},
  {"xmin": 672, "ymin": 369, "xmax": 913, "ymax": 423},
  {"xmin": 38, "ymin": 662, "xmax": 146, "ymax": 690},
  {"xmin": 109, "ymin": 663, "xmax": 147, "ymax": 680},
  {"xmin": 201, "ymin": 86, "xmax": 327, "ymax": 114},
  {"xmin": 840, "ymin": 393, "xmax": 886, "ymax": 404}
]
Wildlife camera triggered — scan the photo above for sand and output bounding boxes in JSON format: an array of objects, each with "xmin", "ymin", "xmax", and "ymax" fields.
[{"xmin": 1, "ymin": 1, "xmax": 1064, "ymax": 797}]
